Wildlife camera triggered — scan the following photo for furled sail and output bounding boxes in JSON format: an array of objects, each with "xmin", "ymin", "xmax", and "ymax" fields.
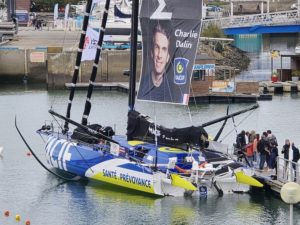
[
  {"xmin": 137, "ymin": 0, "xmax": 202, "ymax": 105},
  {"xmin": 127, "ymin": 110, "xmax": 208, "ymax": 149}
]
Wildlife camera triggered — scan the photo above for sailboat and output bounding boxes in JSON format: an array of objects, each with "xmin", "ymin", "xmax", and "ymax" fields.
[{"xmin": 16, "ymin": 0, "xmax": 263, "ymax": 197}]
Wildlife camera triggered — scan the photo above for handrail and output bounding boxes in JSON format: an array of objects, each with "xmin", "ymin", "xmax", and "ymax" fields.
[
  {"xmin": 277, "ymin": 156, "xmax": 299, "ymax": 184},
  {"xmin": 203, "ymin": 10, "xmax": 300, "ymax": 29}
]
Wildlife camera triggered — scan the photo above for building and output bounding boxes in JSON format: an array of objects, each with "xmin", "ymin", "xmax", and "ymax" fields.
[{"xmin": 16, "ymin": 0, "xmax": 30, "ymax": 11}]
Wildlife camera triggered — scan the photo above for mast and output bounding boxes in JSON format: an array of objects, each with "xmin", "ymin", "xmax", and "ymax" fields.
[
  {"xmin": 81, "ymin": 0, "xmax": 111, "ymax": 125},
  {"xmin": 63, "ymin": 0, "xmax": 93, "ymax": 132},
  {"xmin": 128, "ymin": 0, "xmax": 139, "ymax": 111}
]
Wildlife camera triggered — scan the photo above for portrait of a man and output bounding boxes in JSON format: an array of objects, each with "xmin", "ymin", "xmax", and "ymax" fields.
[
  {"xmin": 137, "ymin": 2, "xmax": 202, "ymax": 105},
  {"xmin": 137, "ymin": 21, "xmax": 174, "ymax": 102}
]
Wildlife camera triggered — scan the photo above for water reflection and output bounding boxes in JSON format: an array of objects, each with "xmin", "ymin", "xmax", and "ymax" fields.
[{"xmin": 1, "ymin": 84, "xmax": 300, "ymax": 225}]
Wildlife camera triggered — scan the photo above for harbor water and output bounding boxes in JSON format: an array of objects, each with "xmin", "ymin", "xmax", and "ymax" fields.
[{"xmin": 0, "ymin": 84, "xmax": 300, "ymax": 225}]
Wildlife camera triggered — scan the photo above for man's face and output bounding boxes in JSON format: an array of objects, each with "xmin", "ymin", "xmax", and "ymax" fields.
[{"xmin": 152, "ymin": 32, "xmax": 170, "ymax": 76}]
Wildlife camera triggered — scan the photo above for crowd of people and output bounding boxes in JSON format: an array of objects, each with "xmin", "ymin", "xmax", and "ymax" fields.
[{"xmin": 235, "ymin": 130, "xmax": 300, "ymax": 180}]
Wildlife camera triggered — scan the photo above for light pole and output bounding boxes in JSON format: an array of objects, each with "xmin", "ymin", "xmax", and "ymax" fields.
[{"xmin": 280, "ymin": 182, "xmax": 300, "ymax": 225}]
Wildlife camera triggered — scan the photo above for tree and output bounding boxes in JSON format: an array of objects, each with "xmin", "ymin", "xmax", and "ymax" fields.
[{"xmin": 32, "ymin": 0, "xmax": 79, "ymax": 12}]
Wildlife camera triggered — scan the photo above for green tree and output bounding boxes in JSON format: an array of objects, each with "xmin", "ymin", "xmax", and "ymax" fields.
[{"xmin": 33, "ymin": 0, "xmax": 80, "ymax": 12}]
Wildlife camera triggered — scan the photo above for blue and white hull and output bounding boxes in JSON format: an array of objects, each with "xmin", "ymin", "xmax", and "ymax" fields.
[{"xmin": 44, "ymin": 135, "xmax": 188, "ymax": 196}]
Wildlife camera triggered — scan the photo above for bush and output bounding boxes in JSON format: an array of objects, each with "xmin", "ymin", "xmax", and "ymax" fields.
[
  {"xmin": 292, "ymin": 70, "xmax": 300, "ymax": 77},
  {"xmin": 202, "ymin": 24, "xmax": 225, "ymax": 38}
]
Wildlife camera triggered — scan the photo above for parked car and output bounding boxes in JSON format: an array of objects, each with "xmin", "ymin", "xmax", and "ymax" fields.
[
  {"xmin": 295, "ymin": 45, "xmax": 300, "ymax": 54},
  {"xmin": 291, "ymin": 3, "xmax": 298, "ymax": 10},
  {"xmin": 206, "ymin": 5, "xmax": 222, "ymax": 12}
]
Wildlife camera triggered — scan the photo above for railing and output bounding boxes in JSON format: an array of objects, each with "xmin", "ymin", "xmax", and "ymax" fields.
[
  {"xmin": 277, "ymin": 156, "xmax": 300, "ymax": 184},
  {"xmin": 203, "ymin": 10, "xmax": 300, "ymax": 29},
  {"xmin": 0, "ymin": 21, "xmax": 17, "ymax": 41}
]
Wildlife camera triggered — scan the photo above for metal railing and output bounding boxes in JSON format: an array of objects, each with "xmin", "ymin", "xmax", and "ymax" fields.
[
  {"xmin": 277, "ymin": 156, "xmax": 300, "ymax": 184},
  {"xmin": 203, "ymin": 10, "xmax": 300, "ymax": 29},
  {"xmin": 0, "ymin": 21, "xmax": 17, "ymax": 41}
]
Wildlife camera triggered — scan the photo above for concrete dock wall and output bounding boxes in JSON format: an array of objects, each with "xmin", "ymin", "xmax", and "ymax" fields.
[
  {"xmin": 0, "ymin": 47, "xmax": 141, "ymax": 86},
  {"xmin": 0, "ymin": 48, "xmax": 48, "ymax": 81},
  {"xmin": 0, "ymin": 49, "xmax": 26, "ymax": 76}
]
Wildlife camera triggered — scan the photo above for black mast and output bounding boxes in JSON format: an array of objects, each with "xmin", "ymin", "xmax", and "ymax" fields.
[
  {"xmin": 64, "ymin": 0, "xmax": 93, "ymax": 132},
  {"xmin": 81, "ymin": 0, "xmax": 111, "ymax": 125},
  {"xmin": 128, "ymin": 0, "xmax": 139, "ymax": 111}
]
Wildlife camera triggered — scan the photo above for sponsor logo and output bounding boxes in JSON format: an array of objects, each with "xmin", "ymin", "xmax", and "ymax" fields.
[
  {"xmin": 174, "ymin": 57, "xmax": 189, "ymax": 85},
  {"xmin": 102, "ymin": 169, "xmax": 152, "ymax": 188}
]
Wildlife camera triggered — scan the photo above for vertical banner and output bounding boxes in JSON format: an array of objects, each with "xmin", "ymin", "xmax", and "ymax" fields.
[
  {"xmin": 81, "ymin": 27, "xmax": 99, "ymax": 61},
  {"xmin": 54, "ymin": 3, "xmax": 58, "ymax": 25},
  {"xmin": 64, "ymin": 4, "xmax": 70, "ymax": 28},
  {"xmin": 137, "ymin": 0, "xmax": 202, "ymax": 105}
]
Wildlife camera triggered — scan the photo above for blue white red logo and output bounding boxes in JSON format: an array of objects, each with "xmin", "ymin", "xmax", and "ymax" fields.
[{"xmin": 174, "ymin": 57, "xmax": 189, "ymax": 85}]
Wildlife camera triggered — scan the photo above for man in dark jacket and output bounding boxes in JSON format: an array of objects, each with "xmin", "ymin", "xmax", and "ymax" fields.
[
  {"xmin": 292, "ymin": 143, "xmax": 300, "ymax": 181},
  {"xmin": 281, "ymin": 139, "xmax": 290, "ymax": 160},
  {"xmin": 258, "ymin": 132, "xmax": 268, "ymax": 170},
  {"xmin": 236, "ymin": 130, "xmax": 246, "ymax": 149}
]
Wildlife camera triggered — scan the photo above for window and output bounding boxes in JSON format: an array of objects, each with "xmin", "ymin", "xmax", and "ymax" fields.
[{"xmin": 193, "ymin": 70, "xmax": 206, "ymax": 81}]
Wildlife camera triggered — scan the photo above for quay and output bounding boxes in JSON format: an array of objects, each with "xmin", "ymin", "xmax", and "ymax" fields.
[
  {"xmin": 259, "ymin": 81, "xmax": 300, "ymax": 94},
  {"xmin": 65, "ymin": 82, "xmax": 273, "ymax": 103},
  {"xmin": 254, "ymin": 156, "xmax": 300, "ymax": 204}
]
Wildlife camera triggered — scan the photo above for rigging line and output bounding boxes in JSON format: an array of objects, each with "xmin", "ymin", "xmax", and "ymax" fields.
[
  {"xmin": 189, "ymin": 83, "xmax": 199, "ymax": 113},
  {"xmin": 61, "ymin": 24, "xmax": 68, "ymax": 49},
  {"xmin": 220, "ymin": 109, "xmax": 256, "ymax": 142},
  {"xmin": 186, "ymin": 104, "xmax": 193, "ymax": 124},
  {"xmin": 49, "ymin": 113, "xmax": 96, "ymax": 174},
  {"xmin": 15, "ymin": 117, "xmax": 79, "ymax": 182},
  {"xmin": 50, "ymin": 109, "xmax": 119, "ymax": 144}
]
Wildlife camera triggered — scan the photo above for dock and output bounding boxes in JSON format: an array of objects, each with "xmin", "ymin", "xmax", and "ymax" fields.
[
  {"xmin": 65, "ymin": 82, "xmax": 131, "ymax": 93},
  {"xmin": 65, "ymin": 82, "xmax": 272, "ymax": 103},
  {"xmin": 254, "ymin": 156, "xmax": 300, "ymax": 200},
  {"xmin": 259, "ymin": 81, "xmax": 300, "ymax": 93}
]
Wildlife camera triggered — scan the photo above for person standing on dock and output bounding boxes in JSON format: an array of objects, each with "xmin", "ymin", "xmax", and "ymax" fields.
[
  {"xmin": 236, "ymin": 130, "xmax": 246, "ymax": 149},
  {"xmin": 267, "ymin": 130, "xmax": 278, "ymax": 147},
  {"xmin": 258, "ymin": 132, "xmax": 269, "ymax": 171},
  {"xmin": 246, "ymin": 141, "xmax": 254, "ymax": 167},
  {"xmin": 291, "ymin": 142, "xmax": 300, "ymax": 181},
  {"xmin": 281, "ymin": 139, "xmax": 291, "ymax": 178},
  {"xmin": 253, "ymin": 133, "xmax": 260, "ymax": 165}
]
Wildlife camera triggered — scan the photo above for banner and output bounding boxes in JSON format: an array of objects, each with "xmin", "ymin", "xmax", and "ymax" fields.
[
  {"xmin": 212, "ymin": 81, "xmax": 235, "ymax": 93},
  {"xmin": 92, "ymin": 0, "xmax": 105, "ymax": 5},
  {"xmin": 64, "ymin": 4, "xmax": 70, "ymax": 27},
  {"xmin": 137, "ymin": 0, "xmax": 202, "ymax": 105},
  {"xmin": 82, "ymin": 27, "xmax": 99, "ymax": 61},
  {"xmin": 54, "ymin": 3, "xmax": 58, "ymax": 21}
]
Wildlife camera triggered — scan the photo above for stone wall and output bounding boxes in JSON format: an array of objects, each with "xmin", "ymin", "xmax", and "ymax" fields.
[
  {"xmin": 0, "ymin": 48, "xmax": 142, "ymax": 86},
  {"xmin": 46, "ymin": 50, "xmax": 142, "ymax": 87}
]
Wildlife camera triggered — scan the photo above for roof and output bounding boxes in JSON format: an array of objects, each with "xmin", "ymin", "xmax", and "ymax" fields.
[
  {"xmin": 195, "ymin": 54, "xmax": 215, "ymax": 60},
  {"xmin": 280, "ymin": 54, "xmax": 300, "ymax": 58}
]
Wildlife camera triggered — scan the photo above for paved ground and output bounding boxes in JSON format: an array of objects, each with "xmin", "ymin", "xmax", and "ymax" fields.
[{"xmin": 4, "ymin": 27, "xmax": 81, "ymax": 49}]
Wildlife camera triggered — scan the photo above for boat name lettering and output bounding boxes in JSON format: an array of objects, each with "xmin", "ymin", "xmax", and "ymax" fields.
[
  {"xmin": 103, "ymin": 169, "xmax": 117, "ymax": 179},
  {"xmin": 102, "ymin": 169, "xmax": 151, "ymax": 188},
  {"xmin": 175, "ymin": 29, "xmax": 198, "ymax": 39},
  {"xmin": 119, "ymin": 173, "xmax": 151, "ymax": 188},
  {"xmin": 176, "ymin": 40, "xmax": 192, "ymax": 49},
  {"xmin": 148, "ymin": 126, "xmax": 161, "ymax": 136},
  {"xmin": 161, "ymin": 135, "xmax": 179, "ymax": 141}
]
